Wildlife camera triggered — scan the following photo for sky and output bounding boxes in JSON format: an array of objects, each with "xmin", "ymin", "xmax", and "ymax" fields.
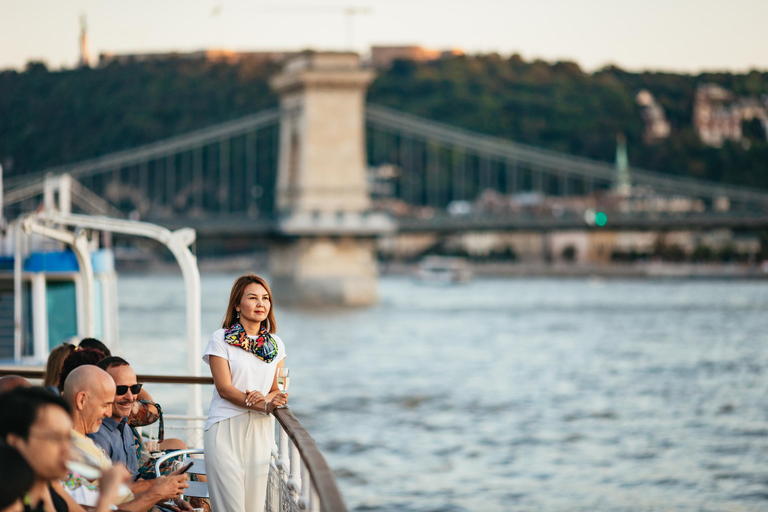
[{"xmin": 1, "ymin": 0, "xmax": 767, "ymax": 73}]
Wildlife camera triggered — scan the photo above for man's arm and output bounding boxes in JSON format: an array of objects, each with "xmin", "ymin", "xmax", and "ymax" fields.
[
  {"xmin": 128, "ymin": 479, "xmax": 154, "ymax": 494},
  {"xmin": 119, "ymin": 475, "xmax": 189, "ymax": 512}
]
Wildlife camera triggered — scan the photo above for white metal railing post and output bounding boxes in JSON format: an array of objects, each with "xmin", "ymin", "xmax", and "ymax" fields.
[
  {"xmin": 299, "ymin": 461, "xmax": 310, "ymax": 511},
  {"xmin": 58, "ymin": 174, "xmax": 72, "ymax": 214},
  {"xmin": 269, "ymin": 446, "xmax": 279, "ymax": 511},
  {"xmin": 278, "ymin": 426, "xmax": 290, "ymax": 509},
  {"xmin": 13, "ymin": 223, "xmax": 23, "ymax": 361},
  {"xmin": 30, "ymin": 273, "xmax": 47, "ymax": 358},
  {"xmin": 288, "ymin": 440, "xmax": 302, "ymax": 503},
  {"xmin": 310, "ymin": 487, "xmax": 320, "ymax": 512},
  {"xmin": 43, "ymin": 175, "xmax": 55, "ymax": 212},
  {"xmin": 72, "ymin": 228, "xmax": 95, "ymax": 337},
  {"xmin": 164, "ymin": 228, "xmax": 203, "ymax": 427},
  {"xmin": 21, "ymin": 218, "xmax": 95, "ymax": 340}
]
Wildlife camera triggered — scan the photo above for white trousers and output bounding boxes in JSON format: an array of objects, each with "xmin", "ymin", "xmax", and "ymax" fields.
[{"xmin": 204, "ymin": 412, "xmax": 273, "ymax": 512}]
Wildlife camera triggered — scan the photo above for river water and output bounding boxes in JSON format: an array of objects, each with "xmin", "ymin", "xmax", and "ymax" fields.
[{"xmin": 117, "ymin": 273, "xmax": 768, "ymax": 511}]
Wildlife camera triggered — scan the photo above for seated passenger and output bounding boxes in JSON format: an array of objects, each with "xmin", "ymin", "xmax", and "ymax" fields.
[
  {"xmin": 0, "ymin": 445, "xmax": 34, "ymax": 512},
  {"xmin": 58, "ymin": 348, "xmax": 107, "ymax": 393},
  {"xmin": 43, "ymin": 343, "xmax": 76, "ymax": 390},
  {"xmin": 95, "ymin": 358, "xmax": 187, "ymax": 470},
  {"xmin": 0, "ymin": 375, "xmax": 30, "ymax": 394},
  {"xmin": 77, "ymin": 338, "xmax": 112, "ymax": 357},
  {"xmin": 0, "ymin": 387, "xmax": 126, "ymax": 512},
  {"xmin": 89, "ymin": 358, "xmax": 193, "ymax": 511},
  {"xmin": 62, "ymin": 366, "xmax": 188, "ymax": 512}
]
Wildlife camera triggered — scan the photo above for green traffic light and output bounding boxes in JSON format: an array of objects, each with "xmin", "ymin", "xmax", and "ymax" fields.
[{"xmin": 595, "ymin": 212, "xmax": 607, "ymax": 226}]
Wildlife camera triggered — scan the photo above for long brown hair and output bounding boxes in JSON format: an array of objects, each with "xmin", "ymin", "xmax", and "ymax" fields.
[
  {"xmin": 222, "ymin": 273, "xmax": 277, "ymax": 334},
  {"xmin": 42, "ymin": 343, "xmax": 75, "ymax": 387}
]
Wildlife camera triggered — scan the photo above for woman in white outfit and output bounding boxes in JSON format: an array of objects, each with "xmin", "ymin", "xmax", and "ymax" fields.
[{"xmin": 203, "ymin": 274, "xmax": 288, "ymax": 512}]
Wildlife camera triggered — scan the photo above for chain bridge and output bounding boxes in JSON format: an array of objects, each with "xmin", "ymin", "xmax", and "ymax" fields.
[
  {"xmin": 4, "ymin": 52, "xmax": 768, "ymax": 302},
  {"xmin": 4, "ymin": 95, "xmax": 768, "ymax": 235}
]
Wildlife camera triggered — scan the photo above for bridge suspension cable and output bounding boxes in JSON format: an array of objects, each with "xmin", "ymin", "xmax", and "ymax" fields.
[
  {"xmin": 6, "ymin": 104, "xmax": 768, "ymax": 223},
  {"xmin": 365, "ymin": 104, "xmax": 768, "ymax": 208},
  {"xmin": 3, "ymin": 109, "xmax": 282, "ymax": 220}
]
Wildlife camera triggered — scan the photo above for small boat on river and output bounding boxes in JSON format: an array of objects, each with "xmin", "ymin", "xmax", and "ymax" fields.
[{"xmin": 416, "ymin": 256, "xmax": 472, "ymax": 284}]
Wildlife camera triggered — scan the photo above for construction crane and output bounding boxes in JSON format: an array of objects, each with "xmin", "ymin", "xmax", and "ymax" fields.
[{"xmin": 341, "ymin": 6, "xmax": 374, "ymax": 51}]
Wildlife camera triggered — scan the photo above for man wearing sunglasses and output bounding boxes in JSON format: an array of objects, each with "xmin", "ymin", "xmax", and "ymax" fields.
[
  {"xmin": 64, "ymin": 364, "xmax": 187, "ymax": 512},
  {"xmin": 88, "ymin": 357, "xmax": 145, "ymax": 478},
  {"xmin": 89, "ymin": 357, "xmax": 192, "ymax": 512}
]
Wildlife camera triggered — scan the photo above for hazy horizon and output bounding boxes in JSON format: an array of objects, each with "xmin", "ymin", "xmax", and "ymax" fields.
[{"xmin": 1, "ymin": 0, "xmax": 767, "ymax": 74}]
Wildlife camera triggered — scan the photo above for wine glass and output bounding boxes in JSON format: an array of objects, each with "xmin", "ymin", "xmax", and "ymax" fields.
[
  {"xmin": 66, "ymin": 457, "xmax": 132, "ymax": 508},
  {"xmin": 276, "ymin": 367, "xmax": 290, "ymax": 408}
]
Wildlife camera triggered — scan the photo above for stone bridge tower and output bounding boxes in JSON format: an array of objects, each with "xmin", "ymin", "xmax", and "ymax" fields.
[{"xmin": 269, "ymin": 52, "xmax": 393, "ymax": 306}]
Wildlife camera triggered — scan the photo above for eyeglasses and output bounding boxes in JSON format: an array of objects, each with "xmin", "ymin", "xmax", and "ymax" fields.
[
  {"xmin": 28, "ymin": 429, "xmax": 74, "ymax": 447},
  {"xmin": 115, "ymin": 383, "xmax": 142, "ymax": 396}
]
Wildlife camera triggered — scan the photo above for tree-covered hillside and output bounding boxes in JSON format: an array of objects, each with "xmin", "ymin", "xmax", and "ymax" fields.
[
  {"xmin": 0, "ymin": 59, "xmax": 279, "ymax": 176},
  {"xmin": 1, "ymin": 55, "xmax": 767, "ymax": 189},
  {"xmin": 369, "ymin": 56, "xmax": 768, "ymax": 189}
]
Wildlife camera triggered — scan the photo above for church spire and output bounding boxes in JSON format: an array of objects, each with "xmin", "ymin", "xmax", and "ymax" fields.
[
  {"xmin": 79, "ymin": 15, "xmax": 92, "ymax": 67},
  {"xmin": 614, "ymin": 131, "xmax": 631, "ymax": 195}
]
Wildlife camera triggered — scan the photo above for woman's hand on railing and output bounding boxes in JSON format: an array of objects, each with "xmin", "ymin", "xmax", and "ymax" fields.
[
  {"xmin": 269, "ymin": 392, "xmax": 288, "ymax": 410},
  {"xmin": 245, "ymin": 389, "xmax": 288, "ymax": 412},
  {"xmin": 244, "ymin": 389, "xmax": 264, "ymax": 407}
]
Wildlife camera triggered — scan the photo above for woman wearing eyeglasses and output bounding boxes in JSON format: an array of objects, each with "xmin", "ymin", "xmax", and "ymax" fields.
[{"xmin": 203, "ymin": 274, "xmax": 289, "ymax": 512}]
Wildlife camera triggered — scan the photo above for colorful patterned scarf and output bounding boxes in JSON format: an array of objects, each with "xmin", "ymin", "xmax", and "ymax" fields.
[{"xmin": 224, "ymin": 323, "xmax": 278, "ymax": 363}]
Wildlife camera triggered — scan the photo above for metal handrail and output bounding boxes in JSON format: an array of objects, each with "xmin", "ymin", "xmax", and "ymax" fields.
[
  {"xmin": 0, "ymin": 367, "xmax": 215, "ymax": 385},
  {"xmin": 272, "ymin": 407, "xmax": 347, "ymax": 512},
  {"xmin": 16, "ymin": 210, "xmax": 203, "ymax": 419}
]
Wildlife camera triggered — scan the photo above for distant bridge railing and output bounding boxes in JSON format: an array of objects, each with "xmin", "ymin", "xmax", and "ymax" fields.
[
  {"xmin": 396, "ymin": 211, "xmax": 768, "ymax": 233},
  {"xmin": 6, "ymin": 104, "xmax": 768, "ymax": 221}
]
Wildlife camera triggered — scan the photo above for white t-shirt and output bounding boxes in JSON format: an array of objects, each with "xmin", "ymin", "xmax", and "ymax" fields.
[{"xmin": 202, "ymin": 328, "xmax": 287, "ymax": 431}]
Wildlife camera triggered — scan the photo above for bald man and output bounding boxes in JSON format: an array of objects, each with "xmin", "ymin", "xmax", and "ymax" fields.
[
  {"xmin": 62, "ymin": 366, "xmax": 119, "ymax": 472},
  {"xmin": 62, "ymin": 366, "xmax": 189, "ymax": 512},
  {"xmin": 0, "ymin": 375, "xmax": 31, "ymax": 393}
]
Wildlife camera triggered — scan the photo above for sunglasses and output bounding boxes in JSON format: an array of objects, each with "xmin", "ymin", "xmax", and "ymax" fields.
[{"xmin": 115, "ymin": 383, "xmax": 143, "ymax": 396}]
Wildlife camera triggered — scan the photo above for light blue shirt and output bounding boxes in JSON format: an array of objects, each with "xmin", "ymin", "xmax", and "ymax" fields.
[{"xmin": 87, "ymin": 416, "xmax": 139, "ymax": 479}]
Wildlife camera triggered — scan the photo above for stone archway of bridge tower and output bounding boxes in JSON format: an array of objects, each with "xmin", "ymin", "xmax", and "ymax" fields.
[{"xmin": 269, "ymin": 52, "xmax": 387, "ymax": 306}]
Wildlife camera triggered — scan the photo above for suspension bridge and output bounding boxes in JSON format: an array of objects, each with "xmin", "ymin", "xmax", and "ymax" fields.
[
  {"xmin": 5, "ymin": 105, "xmax": 768, "ymax": 231},
  {"xmin": 3, "ymin": 52, "xmax": 768, "ymax": 302}
]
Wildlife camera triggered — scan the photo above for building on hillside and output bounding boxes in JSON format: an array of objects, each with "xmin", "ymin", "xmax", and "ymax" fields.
[
  {"xmin": 97, "ymin": 46, "xmax": 467, "ymax": 70},
  {"xmin": 98, "ymin": 49, "xmax": 297, "ymax": 67},
  {"xmin": 369, "ymin": 46, "xmax": 463, "ymax": 69},
  {"xmin": 693, "ymin": 83, "xmax": 768, "ymax": 147},
  {"xmin": 635, "ymin": 90, "xmax": 671, "ymax": 143},
  {"xmin": 693, "ymin": 84, "xmax": 742, "ymax": 147}
]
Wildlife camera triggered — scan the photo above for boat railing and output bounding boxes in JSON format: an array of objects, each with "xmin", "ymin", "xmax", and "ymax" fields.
[{"xmin": 0, "ymin": 368, "xmax": 347, "ymax": 512}]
